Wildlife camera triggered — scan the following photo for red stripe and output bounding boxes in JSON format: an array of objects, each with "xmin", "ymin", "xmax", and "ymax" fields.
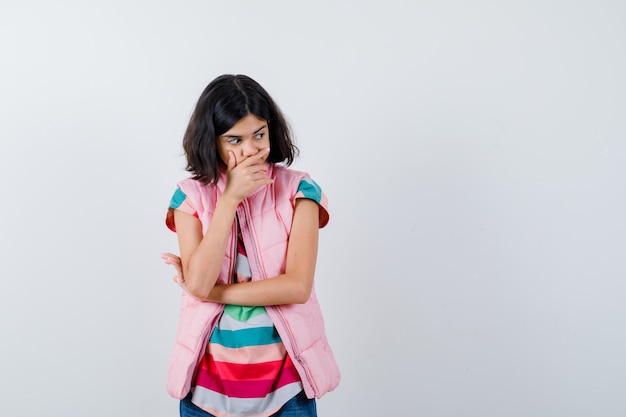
[
  {"xmin": 200, "ymin": 355, "xmax": 285, "ymax": 380},
  {"xmin": 195, "ymin": 361, "xmax": 301, "ymax": 398}
]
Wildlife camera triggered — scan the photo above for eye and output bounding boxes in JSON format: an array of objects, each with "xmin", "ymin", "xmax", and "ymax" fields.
[
  {"xmin": 227, "ymin": 137, "xmax": 241, "ymax": 145},
  {"xmin": 254, "ymin": 133, "xmax": 265, "ymax": 140}
]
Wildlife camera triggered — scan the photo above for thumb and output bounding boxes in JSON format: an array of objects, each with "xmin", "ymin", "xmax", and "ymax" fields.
[{"xmin": 227, "ymin": 151, "xmax": 237, "ymax": 171}]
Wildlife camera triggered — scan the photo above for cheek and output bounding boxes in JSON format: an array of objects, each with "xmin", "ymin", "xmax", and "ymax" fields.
[{"xmin": 216, "ymin": 146, "xmax": 230, "ymax": 165}]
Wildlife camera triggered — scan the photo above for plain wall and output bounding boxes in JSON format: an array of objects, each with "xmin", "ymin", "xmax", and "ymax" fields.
[{"xmin": 1, "ymin": 1, "xmax": 625, "ymax": 416}]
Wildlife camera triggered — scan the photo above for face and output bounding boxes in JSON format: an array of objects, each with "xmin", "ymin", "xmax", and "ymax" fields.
[{"xmin": 217, "ymin": 114, "xmax": 270, "ymax": 167}]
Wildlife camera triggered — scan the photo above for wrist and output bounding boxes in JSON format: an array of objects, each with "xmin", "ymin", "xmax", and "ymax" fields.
[{"xmin": 217, "ymin": 193, "xmax": 241, "ymax": 211}]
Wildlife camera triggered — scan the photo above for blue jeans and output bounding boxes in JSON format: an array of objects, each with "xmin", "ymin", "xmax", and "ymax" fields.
[{"xmin": 180, "ymin": 390, "xmax": 317, "ymax": 417}]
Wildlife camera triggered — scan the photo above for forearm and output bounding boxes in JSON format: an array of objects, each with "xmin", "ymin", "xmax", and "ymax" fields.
[
  {"xmin": 208, "ymin": 273, "xmax": 313, "ymax": 306},
  {"xmin": 181, "ymin": 196, "xmax": 239, "ymax": 299}
]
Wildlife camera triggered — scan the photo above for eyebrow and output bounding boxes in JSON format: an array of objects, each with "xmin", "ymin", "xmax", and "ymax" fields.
[{"xmin": 222, "ymin": 124, "xmax": 267, "ymax": 139}]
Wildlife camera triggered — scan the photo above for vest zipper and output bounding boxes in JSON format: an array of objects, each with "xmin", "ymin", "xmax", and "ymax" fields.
[
  {"xmin": 237, "ymin": 199, "xmax": 320, "ymax": 397},
  {"xmin": 269, "ymin": 304, "xmax": 319, "ymax": 396}
]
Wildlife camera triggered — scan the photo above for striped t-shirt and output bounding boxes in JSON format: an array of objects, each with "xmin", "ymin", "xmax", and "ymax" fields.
[{"xmin": 168, "ymin": 177, "xmax": 327, "ymax": 417}]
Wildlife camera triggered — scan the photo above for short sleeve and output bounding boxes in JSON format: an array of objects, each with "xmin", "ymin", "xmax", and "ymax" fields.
[
  {"xmin": 294, "ymin": 177, "xmax": 330, "ymax": 228},
  {"xmin": 166, "ymin": 187, "xmax": 198, "ymax": 232}
]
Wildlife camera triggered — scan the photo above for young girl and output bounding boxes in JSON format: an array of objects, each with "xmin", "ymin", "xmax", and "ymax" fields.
[{"xmin": 161, "ymin": 74, "xmax": 340, "ymax": 417}]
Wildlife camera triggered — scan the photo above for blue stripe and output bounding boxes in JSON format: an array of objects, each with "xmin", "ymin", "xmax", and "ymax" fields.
[
  {"xmin": 169, "ymin": 187, "xmax": 187, "ymax": 209},
  {"xmin": 210, "ymin": 326, "xmax": 282, "ymax": 348},
  {"xmin": 297, "ymin": 177, "xmax": 322, "ymax": 203}
]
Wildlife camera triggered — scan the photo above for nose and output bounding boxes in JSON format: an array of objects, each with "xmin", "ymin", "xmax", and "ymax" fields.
[{"xmin": 242, "ymin": 139, "xmax": 262, "ymax": 156}]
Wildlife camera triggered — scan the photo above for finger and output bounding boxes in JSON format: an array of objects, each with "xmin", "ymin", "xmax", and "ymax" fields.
[
  {"xmin": 250, "ymin": 174, "xmax": 274, "ymax": 186},
  {"xmin": 256, "ymin": 148, "xmax": 270, "ymax": 164},
  {"xmin": 238, "ymin": 148, "xmax": 270, "ymax": 167},
  {"xmin": 227, "ymin": 151, "xmax": 237, "ymax": 171}
]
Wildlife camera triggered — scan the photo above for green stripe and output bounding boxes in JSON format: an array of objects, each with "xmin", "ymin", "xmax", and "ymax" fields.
[
  {"xmin": 169, "ymin": 187, "xmax": 187, "ymax": 209},
  {"xmin": 210, "ymin": 326, "xmax": 281, "ymax": 348},
  {"xmin": 223, "ymin": 305, "xmax": 267, "ymax": 321}
]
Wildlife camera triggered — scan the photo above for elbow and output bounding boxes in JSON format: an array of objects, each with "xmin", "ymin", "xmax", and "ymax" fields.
[
  {"xmin": 292, "ymin": 281, "xmax": 313, "ymax": 304},
  {"xmin": 187, "ymin": 285, "xmax": 209, "ymax": 301},
  {"xmin": 184, "ymin": 275, "xmax": 214, "ymax": 301}
]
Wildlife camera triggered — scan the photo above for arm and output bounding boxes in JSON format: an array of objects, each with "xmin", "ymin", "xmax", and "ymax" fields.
[
  {"xmin": 173, "ymin": 198, "xmax": 237, "ymax": 299},
  {"xmin": 207, "ymin": 198, "xmax": 320, "ymax": 306},
  {"xmin": 175, "ymin": 149, "xmax": 273, "ymax": 300}
]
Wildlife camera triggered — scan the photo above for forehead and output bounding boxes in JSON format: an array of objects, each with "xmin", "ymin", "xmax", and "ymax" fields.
[{"xmin": 222, "ymin": 114, "xmax": 267, "ymax": 136}]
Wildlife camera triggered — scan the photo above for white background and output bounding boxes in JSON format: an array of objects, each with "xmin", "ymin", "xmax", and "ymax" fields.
[{"xmin": 1, "ymin": 1, "xmax": 625, "ymax": 416}]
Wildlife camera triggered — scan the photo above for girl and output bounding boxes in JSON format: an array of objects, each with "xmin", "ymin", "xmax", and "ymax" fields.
[{"xmin": 161, "ymin": 74, "xmax": 340, "ymax": 417}]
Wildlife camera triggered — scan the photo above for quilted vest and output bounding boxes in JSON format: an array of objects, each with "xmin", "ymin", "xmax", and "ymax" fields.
[{"xmin": 165, "ymin": 164, "xmax": 340, "ymax": 400}]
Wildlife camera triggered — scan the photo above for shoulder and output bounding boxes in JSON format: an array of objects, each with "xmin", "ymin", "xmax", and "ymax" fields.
[
  {"xmin": 270, "ymin": 165, "xmax": 313, "ymax": 192},
  {"xmin": 166, "ymin": 178, "xmax": 219, "ymax": 230},
  {"xmin": 272, "ymin": 166, "xmax": 330, "ymax": 228},
  {"xmin": 271, "ymin": 165, "xmax": 309, "ymax": 181},
  {"xmin": 176, "ymin": 177, "xmax": 222, "ymax": 205},
  {"xmin": 176, "ymin": 177, "xmax": 213, "ymax": 195},
  {"xmin": 267, "ymin": 165, "xmax": 304, "ymax": 195}
]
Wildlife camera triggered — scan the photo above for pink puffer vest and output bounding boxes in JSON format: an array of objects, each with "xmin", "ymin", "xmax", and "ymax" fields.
[{"xmin": 165, "ymin": 164, "xmax": 340, "ymax": 400}]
